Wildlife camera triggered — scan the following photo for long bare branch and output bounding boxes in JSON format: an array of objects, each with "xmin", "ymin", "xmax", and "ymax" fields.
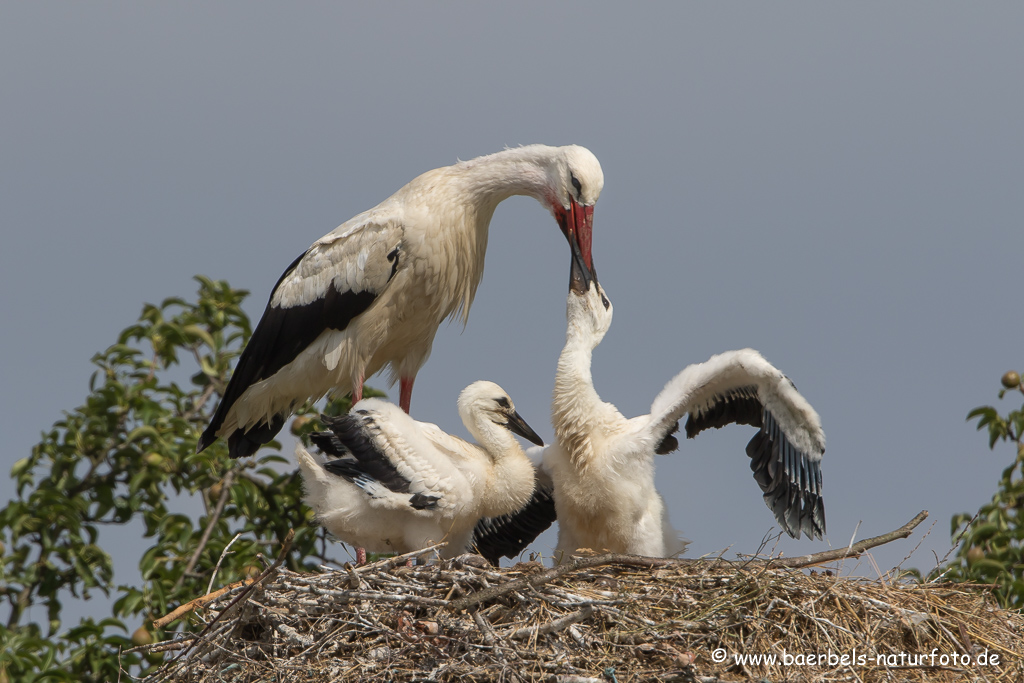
[
  {"xmin": 768, "ymin": 510, "xmax": 929, "ymax": 569},
  {"xmin": 173, "ymin": 467, "xmax": 238, "ymax": 592}
]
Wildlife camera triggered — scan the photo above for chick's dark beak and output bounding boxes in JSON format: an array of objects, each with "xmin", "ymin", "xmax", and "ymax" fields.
[{"xmin": 503, "ymin": 409, "xmax": 545, "ymax": 447}]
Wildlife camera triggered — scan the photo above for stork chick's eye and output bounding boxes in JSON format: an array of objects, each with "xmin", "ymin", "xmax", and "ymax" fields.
[
  {"xmin": 600, "ymin": 294, "xmax": 610, "ymax": 309},
  {"xmin": 494, "ymin": 396, "xmax": 511, "ymax": 410}
]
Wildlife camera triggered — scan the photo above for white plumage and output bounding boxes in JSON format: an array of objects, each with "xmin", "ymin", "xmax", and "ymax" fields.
[
  {"xmin": 470, "ymin": 445, "xmax": 557, "ymax": 565},
  {"xmin": 537, "ymin": 250, "xmax": 826, "ymax": 559},
  {"xmin": 199, "ymin": 144, "xmax": 604, "ymax": 458},
  {"xmin": 295, "ymin": 381, "xmax": 545, "ymax": 560}
]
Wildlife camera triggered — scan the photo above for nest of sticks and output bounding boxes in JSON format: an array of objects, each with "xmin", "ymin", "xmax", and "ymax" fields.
[{"xmin": 134, "ymin": 512, "xmax": 1023, "ymax": 683}]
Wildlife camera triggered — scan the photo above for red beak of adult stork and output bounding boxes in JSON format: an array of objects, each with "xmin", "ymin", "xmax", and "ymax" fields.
[
  {"xmin": 569, "ymin": 222, "xmax": 597, "ymax": 295},
  {"xmin": 554, "ymin": 199, "xmax": 595, "ymax": 272}
]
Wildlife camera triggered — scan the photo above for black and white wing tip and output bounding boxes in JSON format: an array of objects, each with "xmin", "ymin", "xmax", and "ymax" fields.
[
  {"xmin": 311, "ymin": 412, "xmax": 439, "ymax": 511},
  {"xmin": 471, "ymin": 482, "xmax": 557, "ymax": 566},
  {"xmin": 685, "ymin": 385, "xmax": 825, "ymax": 541},
  {"xmin": 745, "ymin": 409, "xmax": 825, "ymax": 540}
]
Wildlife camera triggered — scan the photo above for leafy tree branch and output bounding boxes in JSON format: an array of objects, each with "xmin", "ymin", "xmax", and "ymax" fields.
[{"xmin": 0, "ymin": 276, "xmax": 377, "ymax": 681}]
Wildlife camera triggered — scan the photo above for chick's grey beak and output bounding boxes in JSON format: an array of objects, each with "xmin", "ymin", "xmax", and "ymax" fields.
[{"xmin": 504, "ymin": 409, "xmax": 545, "ymax": 447}]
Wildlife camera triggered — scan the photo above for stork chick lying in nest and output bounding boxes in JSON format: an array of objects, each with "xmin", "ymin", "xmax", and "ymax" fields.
[{"xmin": 296, "ymin": 380, "xmax": 544, "ymax": 561}]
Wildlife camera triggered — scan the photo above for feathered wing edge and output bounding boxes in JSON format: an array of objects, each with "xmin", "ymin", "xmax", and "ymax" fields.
[
  {"xmin": 199, "ymin": 221, "xmax": 404, "ymax": 458},
  {"xmin": 309, "ymin": 411, "xmax": 441, "ymax": 511},
  {"xmin": 647, "ymin": 349, "xmax": 827, "ymax": 540}
]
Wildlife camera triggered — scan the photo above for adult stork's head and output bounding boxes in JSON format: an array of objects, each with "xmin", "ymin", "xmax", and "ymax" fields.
[{"xmin": 545, "ymin": 145, "xmax": 603, "ymax": 273}]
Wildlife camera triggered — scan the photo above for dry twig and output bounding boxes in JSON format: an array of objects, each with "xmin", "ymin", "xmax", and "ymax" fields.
[{"xmin": 770, "ymin": 510, "xmax": 930, "ymax": 568}]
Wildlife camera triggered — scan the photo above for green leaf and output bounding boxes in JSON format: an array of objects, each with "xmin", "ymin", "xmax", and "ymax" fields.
[
  {"xmin": 126, "ymin": 425, "xmax": 162, "ymax": 444},
  {"xmin": 181, "ymin": 324, "xmax": 216, "ymax": 349},
  {"xmin": 11, "ymin": 457, "xmax": 32, "ymax": 479},
  {"xmin": 967, "ymin": 405, "xmax": 997, "ymax": 423}
]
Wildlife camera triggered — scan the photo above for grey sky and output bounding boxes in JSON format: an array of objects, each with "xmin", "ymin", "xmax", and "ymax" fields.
[{"xmin": 2, "ymin": 3, "xmax": 1022, "ymax": 623}]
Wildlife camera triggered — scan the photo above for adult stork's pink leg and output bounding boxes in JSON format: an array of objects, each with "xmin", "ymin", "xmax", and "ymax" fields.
[
  {"xmin": 356, "ymin": 547, "xmax": 367, "ymax": 565},
  {"xmin": 351, "ymin": 373, "xmax": 364, "ymax": 406},
  {"xmin": 399, "ymin": 376, "xmax": 415, "ymax": 414}
]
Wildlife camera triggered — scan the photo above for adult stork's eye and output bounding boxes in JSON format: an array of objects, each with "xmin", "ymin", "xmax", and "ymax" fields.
[{"xmin": 570, "ymin": 174, "xmax": 582, "ymax": 199}]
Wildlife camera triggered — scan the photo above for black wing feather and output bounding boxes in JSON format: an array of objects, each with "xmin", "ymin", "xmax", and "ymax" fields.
[
  {"xmin": 684, "ymin": 386, "xmax": 762, "ymax": 437},
  {"xmin": 655, "ymin": 421, "xmax": 680, "ymax": 455},
  {"xmin": 226, "ymin": 414, "xmax": 287, "ymax": 460},
  {"xmin": 745, "ymin": 410, "xmax": 825, "ymax": 540},
  {"xmin": 319, "ymin": 456, "xmax": 439, "ymax": 510},
  {"xmin": 685, "ymin": 386, "xmax": 825, "ymax": 540},
  {"xmin": 312, "ymin": 413, "xmax": 417, "ymax": 496},
  {"xmin": 471, "ymin": 483, "xmax": 557, "ymax": 566},
  {"xmin": 199, "ymin": 250, "xmax": 379, "ymax": 457}
]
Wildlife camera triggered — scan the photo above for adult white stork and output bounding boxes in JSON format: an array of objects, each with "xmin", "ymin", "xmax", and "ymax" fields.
[
  {"xmin": 294, "ymin": 381, "xmax": 544, "ymax": 561},
  {"xmin": 198, "ymin": 144, "xmax": 603, "ymax": 459},
  {"xmin": 476, "ymin": 247, "xmax": 827, "ymax": 561}
]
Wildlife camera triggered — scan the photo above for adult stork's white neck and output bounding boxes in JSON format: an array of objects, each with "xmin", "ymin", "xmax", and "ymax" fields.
[
  {"xmin": 451, "ymin": 144, "xmax": 602, "ymax": 271},
  {"xmin": 197, "ymin": 144, "xmax": 603, "ymax": 459}
]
